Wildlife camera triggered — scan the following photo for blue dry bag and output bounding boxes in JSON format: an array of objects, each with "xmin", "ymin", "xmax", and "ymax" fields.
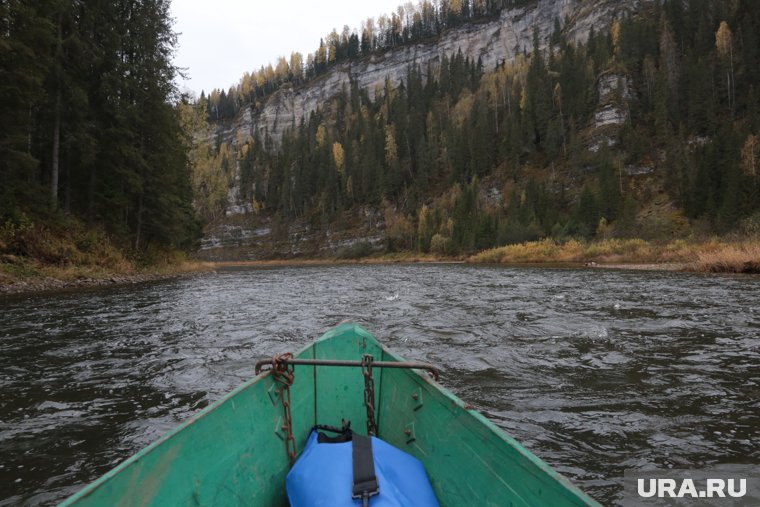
[{"xmin": 286, "ymin": 429, "xmax": 439, "ymax": 506}]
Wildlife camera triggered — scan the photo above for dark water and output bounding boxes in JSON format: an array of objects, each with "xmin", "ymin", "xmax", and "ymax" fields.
[{"xmin": 1, "ymin": 265, "xmax": 759, "ymax": 506}]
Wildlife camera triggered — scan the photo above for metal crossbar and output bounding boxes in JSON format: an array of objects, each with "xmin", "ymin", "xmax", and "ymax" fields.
[{"xmin": 255, "ymin": 357, "xmax": 440, "ymax": 381}]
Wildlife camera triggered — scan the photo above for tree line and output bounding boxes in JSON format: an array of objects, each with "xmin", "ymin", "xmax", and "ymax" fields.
[{"xmin": 1, "ymin": 0, "xmax": 199, "ymax": 251}]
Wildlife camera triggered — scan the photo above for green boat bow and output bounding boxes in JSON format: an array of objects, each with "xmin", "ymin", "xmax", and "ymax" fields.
[{"xmin": 61, "ymin": 323, "xmax": 600, "ymax": 506}]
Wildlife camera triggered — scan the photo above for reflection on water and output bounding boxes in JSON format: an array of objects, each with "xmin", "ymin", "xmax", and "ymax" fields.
[{"xmin": 1, "ymin": 265, "xmax": 758, "ymax": 505}]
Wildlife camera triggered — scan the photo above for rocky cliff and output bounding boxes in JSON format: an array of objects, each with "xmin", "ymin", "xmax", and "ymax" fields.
[
  {"xmin": 218, "ymin": 0, "xmax": 643, "ymax": 148},
  {"xmin": 201, "ymin": 0, "xmax": 647, "ymax": 260}
]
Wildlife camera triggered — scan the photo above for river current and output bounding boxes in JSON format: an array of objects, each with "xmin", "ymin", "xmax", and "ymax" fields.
[{"xmin": 1, "ymin": 264, "xmax": 758, "ymax": 505}]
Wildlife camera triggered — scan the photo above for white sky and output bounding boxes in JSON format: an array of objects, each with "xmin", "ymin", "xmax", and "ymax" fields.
[{"xmin": 171, "ymin": 0, "xmax": 405, "ymax": 96}]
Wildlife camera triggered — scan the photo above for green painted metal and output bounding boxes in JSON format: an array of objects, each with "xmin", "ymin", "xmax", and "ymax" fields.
[{"xmin": 60, "ymin": 323, "xmax": 600, "ymax": 506}]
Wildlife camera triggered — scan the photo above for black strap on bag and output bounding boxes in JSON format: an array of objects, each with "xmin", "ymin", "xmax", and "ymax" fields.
[
  {"xmin": 312, "ymin": 422, "xmax": 379, "ymax": 505},
  {"xmin": 351, "ymin": 434, "xmax": 379, "ymax": 506}
]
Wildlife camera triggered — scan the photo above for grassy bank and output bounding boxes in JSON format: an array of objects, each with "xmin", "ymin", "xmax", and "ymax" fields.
[
  {"xmin": 690, "ymin": 242, "xmax": 760, "ymax": 273},
  {"xmin": 6, "ymin": 213, "xmax": 756, "ymax": 296},
  {"xmin": 211, "ymin": 238, "xmax": 760, "ymax": 274},
  {"xmin": 0, "ymin": 216, "xmax": 211, "ymax": 295},
  {"xmin": 469, "ymin": 238, "xmax": 760, "ymax": 273}
]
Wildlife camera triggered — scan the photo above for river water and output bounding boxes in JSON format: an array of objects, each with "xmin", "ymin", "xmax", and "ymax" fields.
[{"xmin": 1, "ymin": 265, "xmax": 758, "ymax": 505}]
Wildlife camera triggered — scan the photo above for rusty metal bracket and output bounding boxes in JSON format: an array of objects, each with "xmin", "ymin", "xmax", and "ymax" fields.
[
  {"xmin": 255, "ymin": 356, "xmax": 440, "ymax": 381},
  {"xmin": 403, "ymin": 422, "xmax": 416, "ymax": 444},
  {"xmin": 411, "ymin": 387, "xmax": 424, "ymax": 411},
  {"xmin": 267, "ymin": 383, "xmax": 280, "ymax": 406}
]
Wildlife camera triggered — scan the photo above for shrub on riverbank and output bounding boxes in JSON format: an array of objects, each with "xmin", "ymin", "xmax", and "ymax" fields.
[
  {"xmin": 1, "ymin": 216, "xmax": 131, "ymax": 273},
  {"xmin": 469, "ymin": 238, "xmax": 760, "ymax": 272},
  {"xmin": 691, "ymin": 242, "xmax": 760, "ymax": 273},
  {"xmin": 0, "ymin": 215, "xmax": 209, "ymax": 288},
  {"xmin": 470, "ymin": 238, "xmax": 658, "ymax": 263},
  {"xmin": 470, "ymin": 238, "xmax": 583, "ymax": 263}
]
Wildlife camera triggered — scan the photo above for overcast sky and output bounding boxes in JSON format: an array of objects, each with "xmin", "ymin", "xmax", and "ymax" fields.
[{"xmin": 171, "ymin": 0, "xmax": 405, "ymax": 97}]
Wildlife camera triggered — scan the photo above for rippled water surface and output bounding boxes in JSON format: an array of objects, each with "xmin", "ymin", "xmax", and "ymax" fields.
[{"xmin": 1, "ymin": 265, "xmax": 759, "ymax": 505}]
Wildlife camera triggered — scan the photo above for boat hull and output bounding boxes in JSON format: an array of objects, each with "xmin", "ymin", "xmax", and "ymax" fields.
[{"xmin": 61, "ymin": 323, "xmax": 599, "ymax": 506}]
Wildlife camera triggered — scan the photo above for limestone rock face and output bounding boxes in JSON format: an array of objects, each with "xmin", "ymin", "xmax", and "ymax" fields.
[
  {"xmin": 594, "ymin": 104, "xmax": 628, "ymax": 129},
  {"xmin": 589, "ymin": 71, "xmax": 633, "ymax": 153},
  {"xmin": 594, "ymin": 72, "xmax": 631, "ymax": 129},
  {"xmin": 597, "ymin": 73, "xmax": 631, "ymax": 102},
  {"xmin": 216, "ymin": 0, "xmax": 644, "ymax": 148}
]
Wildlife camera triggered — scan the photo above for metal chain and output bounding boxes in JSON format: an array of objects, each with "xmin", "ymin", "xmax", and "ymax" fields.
[
  {"xmin": 361, "ymin": 354, "xmax": 377, "ymax": 436},
  {"xmin": 262, "ymin": 351, "xmax": 436, "ymax": 458},
  {"xmin": 271, "ymin": 352, "xmax": 297, "ymax": 465}
]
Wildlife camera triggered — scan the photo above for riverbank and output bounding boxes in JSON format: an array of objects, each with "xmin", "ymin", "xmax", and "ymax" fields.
[
  {"xmin": 4, "ymin": 235, "xmax": 758, "ymax": 297},
  {"xmin": 0, "ymin": 218, "xmax": 213, "ymax": 297},
  {"xmin": 208, "ymin": 237, "xmax": 759, "ymax": 274},
  {"xmin": 469, "ymin": 238, "xmax": 760, "ymax": 273},
  {"xmin": 208, "ymin": 238, "xmax": 760, "ymax": 274},
  {"xmin": 0, "ymin": 258, "xmax": 213, "ymax": 297},
  {"xmin": 213, "ymin": 252, "xmax": 463, "ymax": 268}
]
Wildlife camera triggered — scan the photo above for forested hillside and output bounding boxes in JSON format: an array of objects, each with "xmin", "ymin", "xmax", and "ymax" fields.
[
  {"xmin": 3, "ymin": 0, "xmax": 759, "ymax": 268},
  {"xmin": 195, "ymin": 0, "xmax": 760, "ymax": 259},
  {"xmin": 0, "ymin": 0, "xmax": 199, "ymax": 267}
]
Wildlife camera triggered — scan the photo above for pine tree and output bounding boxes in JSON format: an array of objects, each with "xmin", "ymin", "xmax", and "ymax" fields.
[
  {"xmin": 0, "ymin": 0, "xmax": 54, "ymax": 215},
  {"xmin": 576, "ymin": 186, "xmax": 599, "ymax": 238}
]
